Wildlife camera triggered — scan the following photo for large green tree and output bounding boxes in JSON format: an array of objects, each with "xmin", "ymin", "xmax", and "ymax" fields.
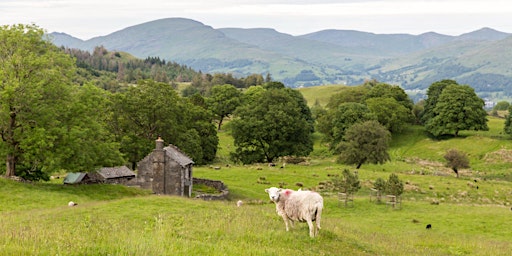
[
  {"xmin": 230, "ymin": 86, "xmax": 314, "ymax": 164},
  {"xmin": 0, "ymin": 24, "xmax": 124, "ymax": 180},
  {"xmin": 420, "ymin": 79, "xmax": 457, "ymax": 124},
  {"xmin": 363, "ymin": 83, "xmax": 413, "ymax": 111},
  {"xmin": 336, "ymin": 120, "xmax": 391, "ymax": 169},
  {"xmin": 317, "ymin": 103, "xmax": 375, "ymax": 151},
  {"xmin": 206, "ymin": 84, "xmax": 242, "ymax": 130},
  {"xmin": 109, "ymin": 79, "xmax": 217, "ymax": 167},
  {"xmin": 425, "ymin": 83, "xmax": 488, "ymax": 137},
  {"xmin": 50, "ymin": 84, "xmax": 126, "ymax": 175},
  {"xmin": 366, "ymin": 97, "xmax": 413, "ymax": 133}
]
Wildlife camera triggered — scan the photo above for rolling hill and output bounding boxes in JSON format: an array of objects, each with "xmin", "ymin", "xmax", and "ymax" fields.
[{"xmin": 50, "ymin": 18, "xmax": 512, "ymax": 99}]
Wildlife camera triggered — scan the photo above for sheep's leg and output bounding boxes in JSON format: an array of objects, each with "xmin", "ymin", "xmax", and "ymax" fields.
[
  {"xmin": 316, "ymin": 208, "xmax": 322, "ymax": 232},
  {"xmin": 281, "ymin": 215, "xmax": 290, "ymax": 231},
  {"xmin": 306, "ymin": 219, "xmax": 315, "ymax": 237}
]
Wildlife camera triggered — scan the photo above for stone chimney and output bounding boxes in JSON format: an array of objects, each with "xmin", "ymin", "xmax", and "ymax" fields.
[
  {"xmin": 152, "ymin": 136, "xmax": 165, "ymax": 194},
  {"xmin": 155, "ymin": 136, "xmax": 164, "ymax": 150}
]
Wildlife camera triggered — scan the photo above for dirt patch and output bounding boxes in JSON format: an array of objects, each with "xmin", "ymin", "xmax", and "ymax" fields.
[
  {"xmin": 484, "ymin": 149, "xmax": 512, "ymax": 163},
  {"xmin": 405, "ymin": 157, "xmax": 444, "ymax": 167}
]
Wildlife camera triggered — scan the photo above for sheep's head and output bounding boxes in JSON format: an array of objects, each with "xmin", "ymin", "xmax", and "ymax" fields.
[{"xmin": 265, "ymin": 187, "xmax": 281, "ymax": 203}]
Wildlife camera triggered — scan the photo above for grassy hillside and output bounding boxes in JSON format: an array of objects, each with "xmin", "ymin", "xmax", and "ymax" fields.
[
  {"xmin": 2, "ymin": 142, "xmax": 512, "ymax": 255},
  {"xmin": 51, "ymin": 18, "xmax": 512, "ymax": 92},
  {"xmin": 2, "ymin": 86, "xmax": 512, "ymax": 255},
  {"xmin": 297, "ymin": 84, "xmax": 349, "ymax": 106}
]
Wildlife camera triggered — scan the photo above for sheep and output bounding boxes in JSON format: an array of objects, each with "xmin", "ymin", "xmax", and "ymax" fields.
[
  {"xmin": 237, "ymin": 200, "xmax": 243, "ymax": 207},
  {"xmin": 68, "ymin": 201, "xmax": 77, "ymax": 207},
  {"xmin": 265, "ymin": 187, "xmax": 323, "ymax": 237}
]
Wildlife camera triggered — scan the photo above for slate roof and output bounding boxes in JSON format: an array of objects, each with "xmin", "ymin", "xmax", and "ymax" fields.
[
  {"xmin": 164, "ymin": 144, "xmax": 194, "ymax": 167},
  {"xmin": 63, "ymin": 172, "xmax": 88, "ymax": 184},
  {"xmin": 97, "ymin": 166, "xmax": 135, "ymax": 179}
]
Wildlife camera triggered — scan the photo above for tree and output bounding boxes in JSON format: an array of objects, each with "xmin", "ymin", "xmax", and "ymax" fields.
[
  {"xmin": 363, "ymin": 83, "xmax": 413, "ymax": 111},
  {"xmin": 0, "ymin": 24, "xmax": 72, "ymax": 178},
  {"xmin": 336, "ymin": 120, "xmax": 391, "ymax": 169},
  {"xmin": 421, "ymin": 79, "xmax": 457, "ymax": 124},
  {"xmin": 109, "ymin": 79, "xmax": 217, "ymax": 167},
  {"xmin": 504, "ymin": 105, "xmax": 512, "ymax": 135},
  {"xmin": 230, "ymin": 87, "xmax": 314, "ymax": 164},
  {"xmin": 444, "ymin": 149, "xmax": 469, "ymax": 178},
  {"xmin": 366, "ymin": 97, "xmax": 413, "ymax": 133},
  {"xmin": 317, "ymin": 103, "xmax": 375, "ymax": 151},
  {"xmin": 0, "ymin": 24, "xmax": 125, "ymax": 180},
  {"xmin": 493, "ymin": 101, "xmax": 510, "ymax": 111},
  {"xmin": 385, "ymin": 173, "xmax": 404, "ymax": 196},
  {"xmin": 373, "ymin": 177, "xmax": 386, "ymax": 202},
  {"xmin": 206, "ymin": 84, "xmax": 242, "ymax": 130},
  {"xmin": 331, "ymin": 169, "xmax": 361, "ymax": 195},
  {"xmin": 425, "ymin": 83, "xmax": 488, "ymax": 137},
  {"xmin": 51, "ymin": 84, "xmax": 125, "ymax": 174}
]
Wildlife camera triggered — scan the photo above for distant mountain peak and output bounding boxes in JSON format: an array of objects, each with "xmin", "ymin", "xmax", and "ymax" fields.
[
  {"xmin": 49, "ymin": 17, "xmax": 512, "ymax": 91},
  {"xmin": 458, "ymin": 27, "xmax": 509, "ymax": 41}
]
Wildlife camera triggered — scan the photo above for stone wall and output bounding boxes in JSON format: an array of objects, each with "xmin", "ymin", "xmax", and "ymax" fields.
[{"xmin": 193, "ymin": 178, "xmax": 229, "ymax": 200}]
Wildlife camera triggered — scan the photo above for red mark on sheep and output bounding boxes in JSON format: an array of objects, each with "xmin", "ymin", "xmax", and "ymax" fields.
[{"xmin": 284, "ymin": 190, "xmax": 292, "ymax": 196}]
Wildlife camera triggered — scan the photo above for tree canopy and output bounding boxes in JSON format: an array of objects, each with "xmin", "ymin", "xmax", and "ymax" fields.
[
  {"xmin": 0, "ymin": 24, "xmax": 124, "ymax": 180},
  {"xmin": 335, "ymin": 120, "xmax": 391, "ymax": 169},
  {"xmin": 206, "ymin": 84, "xmax": 242, "ymax": 130},
  {"xmin": 421, "ymin": 79, "xmax": 456, "ymax": 124},
  {"xmin": 424, "ymin": 82, "xmax": 488, "ymax": 137},
  {"xmin": 317, "ymin": 103, "xmax": 376, "ymax": 150},
  {"xmin": 504, "ymin": 105, "xmax": 512, "ymax": 136},
  {"xmin": 365, "ymin": 97, "xmax": 413, "ymax": 133},
  {"xmin": 230, "ymin": 84, "xmax": 314, "ymax": 164},
  {"xmin": 108, "ymin": 79, "xmax": 217, "ymax": 167},
  {"xmin": 444, "ymin": 149, "xmax": 470, "ymax": 178}
]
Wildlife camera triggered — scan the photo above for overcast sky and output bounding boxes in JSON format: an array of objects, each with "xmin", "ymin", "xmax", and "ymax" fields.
[{"xmin": 1, "ymin": 0, "xmax": 511, "ymax": 40}]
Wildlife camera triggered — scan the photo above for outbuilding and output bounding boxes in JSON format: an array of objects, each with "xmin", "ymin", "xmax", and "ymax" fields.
[
  {"xmin": 63, "ymin": 172, "xmax": 93, "ymax": 184},
  {"xmin": 95, "ymin": 166, "xmax": 136, "ymax": 184},
  {"xmin": 136, "ymin": 137, "xmax": 194, "ymax": 197}
]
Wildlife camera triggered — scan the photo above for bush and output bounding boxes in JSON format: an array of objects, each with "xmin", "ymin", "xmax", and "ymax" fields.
[
  {"xmin": 385, "ymin": 173, "xmax": 403, "ymax": 196},
  {"xmin": 331, "ymin": 169, "xmax": 361, "ymax": 194}
]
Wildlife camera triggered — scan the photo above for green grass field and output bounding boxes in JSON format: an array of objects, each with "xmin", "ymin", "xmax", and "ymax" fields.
[{"xmin": 1, "ymin": 88, "xmax": 512, "ymax": 255}]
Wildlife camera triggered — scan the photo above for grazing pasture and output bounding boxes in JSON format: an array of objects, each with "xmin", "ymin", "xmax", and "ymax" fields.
[
  {"xmin": 0, "ymin": 174, "xmax": 511, "ymax": 255},
  {"xmin": 1, "ymin": 113, "xmax": 512, "ymax": 255}
]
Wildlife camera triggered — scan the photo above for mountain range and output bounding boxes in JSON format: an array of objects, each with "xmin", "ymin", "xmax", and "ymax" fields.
[{"xmin": 50, "ymin": 17, "xmax": 512, "ymax": 99}]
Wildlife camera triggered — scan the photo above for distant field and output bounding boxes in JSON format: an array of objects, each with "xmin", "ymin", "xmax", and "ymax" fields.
[{"xmin": 298, "ymin": 84, "xmax": 348, "ymax": 106}]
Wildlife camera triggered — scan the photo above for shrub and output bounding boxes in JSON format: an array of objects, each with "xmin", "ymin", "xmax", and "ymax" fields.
[
  {"xmin": 385, "ymin": 173, "xmax": 404, "ymax": 196},
  {"xmin": 331, "ymin": 169, "xmax": 361, "ymax": 194}
]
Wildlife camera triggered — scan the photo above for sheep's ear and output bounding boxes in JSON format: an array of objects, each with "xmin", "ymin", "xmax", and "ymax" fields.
[
  {"xmin": 278, "ymin": 188, "xmax": 282, "ymax": 192},
  {"xmin": 265, "ymin": 189, "xmax": 269, "ymax": 193}
]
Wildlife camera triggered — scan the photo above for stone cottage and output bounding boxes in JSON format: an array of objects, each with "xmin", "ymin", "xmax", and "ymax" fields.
[{"xmin": 136, "ymin": 137, "xmax": 194, "ymax": 197}]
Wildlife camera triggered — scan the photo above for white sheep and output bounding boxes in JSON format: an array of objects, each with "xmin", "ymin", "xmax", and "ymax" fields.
[
  {"xmin": 68, "ymin": 201, "xmax": 77, "ymax": 207},
  {"xmin": 265, "ymin": 187, "xmax": 323, "ymax": 237},
  {"xmin": 236, "ymin": 200, "xmax": 243, "ymax": 207}
]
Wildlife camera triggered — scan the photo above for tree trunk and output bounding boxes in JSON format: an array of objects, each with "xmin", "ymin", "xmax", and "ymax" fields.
[
  {"xmin": 217, "ymin": 117, "xmax": 223, "ymax": 131},
  {"xmin": 5, "ymin": 109, "xmax": 18, "ymax": 177},
  {"xmin": 453, "ymin": 168, "xmax": 459, "ymax": 178},
  {"xmin": 356, "ymin": 162, "xmax": 362, "ymax": 169},
  {"xmin": 6, "ymin": 154, "xmax": 15, "ymax": 176}
]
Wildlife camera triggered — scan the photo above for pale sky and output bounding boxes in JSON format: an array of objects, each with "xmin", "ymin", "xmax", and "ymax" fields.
[{"xmin": 1, "ymin": 0, "xmax": 511, "ymax": 40}]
